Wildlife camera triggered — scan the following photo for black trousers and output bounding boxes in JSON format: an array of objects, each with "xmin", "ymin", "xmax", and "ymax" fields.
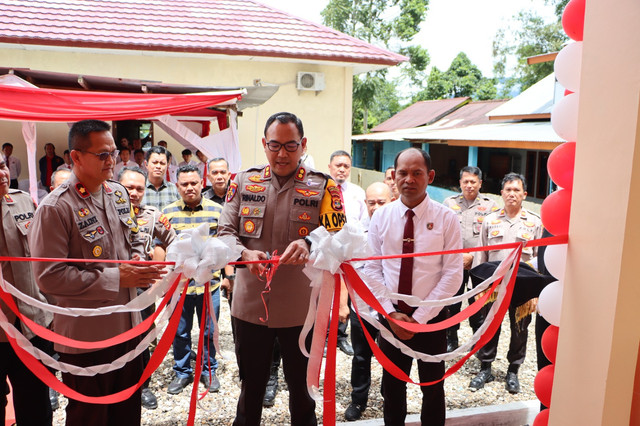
[
  {"xmin": 0, "ymin": 335, "xmax": 53, "ymax": 426},
  {"xmin": 59, "ymin": 338, "xmax": 144, "ymax": 426},
  {"xmin": 349, "ymin": 307, "xmax": 379, "ymax": 407},
  {"xmin": 379, "ymin": 309, "xmax": 447, "ymax": 426},
  {"xmin": 475, "ymin": 303, "xmax": 531, "ymax": 366},
  {"xmin": 232, "ymin": 317, "xmax": 316, "ymax": 426}
]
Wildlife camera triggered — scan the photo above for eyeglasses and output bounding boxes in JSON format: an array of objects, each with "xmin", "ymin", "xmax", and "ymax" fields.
[
  {"xmin": 265, "ymin": 141, "xmax": 301, "ymax": 152},
  {"xmin": 80, "ymin": 149, "xmax": 119, "ymax": 161}
]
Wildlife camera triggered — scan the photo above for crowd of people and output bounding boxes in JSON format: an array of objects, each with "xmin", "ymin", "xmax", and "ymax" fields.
[{"xmin": 0, "ymin": 112, "xmax": 548, "ymax": 426}]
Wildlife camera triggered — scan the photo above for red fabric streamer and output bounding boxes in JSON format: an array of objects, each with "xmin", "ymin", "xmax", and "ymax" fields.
[
  {"xmin": 0, "ymin": 85, "xmax": 242, "ymax": 122},
  {"xmin": 259, "ymin": 252, "xmax": 280, "ymax": 323},
  {"xmin": 0, "ymin": 273, "xmax": 181, "ymax": 350},
  {"xmin": 4, "ymin": 274, "xmax": 188, "ymax": 404},
  {"xmin": 344, "ymin": 246, "xmax": 523, "ymax": 386},
  {"xmin": 323, "ymin": 274, "xmax": 341, "ymax": 426}
]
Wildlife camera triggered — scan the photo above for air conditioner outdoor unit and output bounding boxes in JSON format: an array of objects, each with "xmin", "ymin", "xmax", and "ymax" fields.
[{"xmin": 296, "ymin": 72, "xmax": 325, "ymax": 91}]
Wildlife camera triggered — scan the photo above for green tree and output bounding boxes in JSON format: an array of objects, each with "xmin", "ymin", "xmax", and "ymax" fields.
[
  {"xmin": 413, "ymin": 52, "xmax": 497, "ymax": 101},
  {"xmin": 493, "ymin": 0, "xmax": 569, "ymax": 95},
  {"xmin": 322, "ymin": 0, "xmax": 430, "ymax": 134}
]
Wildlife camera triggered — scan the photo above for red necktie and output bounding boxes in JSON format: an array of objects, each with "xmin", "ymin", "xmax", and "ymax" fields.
[
  {"xmin": 203, "ymin": 163, "xmax": 208, "ymax": 186},
  {"xmin": 397, "ymin": 209, "xmax": 415, "ymax": 314}
]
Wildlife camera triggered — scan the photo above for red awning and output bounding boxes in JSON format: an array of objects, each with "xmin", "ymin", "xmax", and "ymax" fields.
[{"xmin": 0, "ymin": 85, "xmax": 242, "ymax": 122}]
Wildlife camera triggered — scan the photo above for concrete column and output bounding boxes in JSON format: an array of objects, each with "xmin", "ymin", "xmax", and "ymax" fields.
[{"xmin": 550, "ymin": 0, "xmax": 640, "ymax": 424}]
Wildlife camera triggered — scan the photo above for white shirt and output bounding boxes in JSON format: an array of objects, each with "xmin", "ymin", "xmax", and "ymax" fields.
[
  {"xmin": 6, "ymin": 156, "xmax": 21, "ymax": 179},
  {"xmin": 364, "ymin": 195, "xmax": 463, "ymax": 324},
  {"xmin": 339, "ymin": 181, "xmax": 368, "ymax": 225},
  {"xmin": 113, "ymin": 160, "xmax": 134, "ymax": 178}
]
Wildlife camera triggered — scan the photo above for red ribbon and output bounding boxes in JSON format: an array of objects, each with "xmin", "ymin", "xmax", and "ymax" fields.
[
  {"xmin": 340, "ymin": 245, "xmax": 522, "ymax": 388},
  {"xmin": 3, "ymin": 273, "xmax": 188, "ymax": 404},
  {"xmin": 0, "ymin": 273, "xmax": 181, "ymax": 350},
  {"xmin": 323, "ymin": 274, "xmax": 341, "ymax": 425}
]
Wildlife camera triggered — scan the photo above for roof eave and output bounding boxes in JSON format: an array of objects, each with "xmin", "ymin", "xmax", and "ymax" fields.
[{"xmin": 0, "ymin": 37, "xmax": 407, "ymax": 69}]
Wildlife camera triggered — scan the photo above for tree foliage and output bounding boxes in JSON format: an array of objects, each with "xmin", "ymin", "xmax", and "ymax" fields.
[
  {"xmin": 413, "ymin": 52, "xmax": 497, "ymax": 102},
  {"xmin": 322, "ymin": 0, "xmax": 430, "ymax": 134},
  {"xmin": 493, "ymin": 0, "xmax": 569, "ymax": 95}
]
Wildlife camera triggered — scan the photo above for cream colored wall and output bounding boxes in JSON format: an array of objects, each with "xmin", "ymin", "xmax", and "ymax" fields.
[
  {"xmin": 550, "ymin": 0, "xmax": 640, "ymax": 424},
  {"xmin": 0, "ymin": 47, "xmax": 354, "ymax": 175}
]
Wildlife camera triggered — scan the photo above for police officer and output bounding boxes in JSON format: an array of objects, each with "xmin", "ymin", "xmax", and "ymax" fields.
[
  {"xmin": 218, "ymin": 112, "xmax": 346, "ymax": 426},
  {"xmin": 0, "ymin": 154, "xmax": 53, "ymax": 425},
  {"xmin": 28, "ymin": 119, "xmax": 164, "ymax": 426},
  {"xmin": 119, "ymin": 166, "xmax": 176, "ymax": 409},
  {"xmin": 469, "ymin": 172, "xmax": 543, "ymax": 394},
  {"xmin": 442, "ymin": 166, "xmax": 498, "ymax": 351}
]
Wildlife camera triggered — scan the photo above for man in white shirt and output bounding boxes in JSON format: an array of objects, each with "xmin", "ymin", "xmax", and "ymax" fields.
[
  {"xmin": 327, "ymin": 150, "xmax": 367, "ymax": 356},
  {"xmin": 113, "ymin": 147, "xmax": 134, "ymax": 177},
  {"xmin": 2, "ymin": 143, "xmax": 21, "ymax": 188},
  {"xmin": 365, "ymin": 148, "xmax": 462, "ymax": 426}
]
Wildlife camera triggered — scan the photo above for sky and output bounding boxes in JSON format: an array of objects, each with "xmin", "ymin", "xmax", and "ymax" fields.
[{"xmin": 261, "ymin": 0, "xmax": 558, "ymax": 77}]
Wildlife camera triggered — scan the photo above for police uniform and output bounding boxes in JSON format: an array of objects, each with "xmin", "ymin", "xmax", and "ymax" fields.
[
  {"xmin": 443, "ymin": 193, "xmax": 498, "ymax": 335},
  {"xmin": 28, "ymin": 173, "xmax": 146, "ymax": 425},
  {"xmin": 133, "ymin": 204, "xmax": 176, "ymax": 258},
  {"xmin": 0, "ymin": 189, "xmax": 53, "ymax": 425},
  {"xmin": 474, "ymin": 208, "xmax": 543, "ymax": 369},
  {"xmin": 218, "ymin": 164, "xmax": 345, "ymax": 426}
]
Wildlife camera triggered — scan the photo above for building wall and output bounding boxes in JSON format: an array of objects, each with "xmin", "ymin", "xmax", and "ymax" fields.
[{"xmin": 0, "ymin": 46, "xmax": 354, "ymax": 177}]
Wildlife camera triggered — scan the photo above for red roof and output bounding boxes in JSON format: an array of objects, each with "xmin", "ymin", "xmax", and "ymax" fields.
[
  {"xmin": 371, "ymin": 97, "xmax": 470, "ymax": 132},
  {"xmin": 0, "ymin": 0, "xmax": 406, "ymax": 67}
]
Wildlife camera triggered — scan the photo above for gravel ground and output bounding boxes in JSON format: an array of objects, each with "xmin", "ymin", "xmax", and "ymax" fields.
[{"xmin": 52, "ymin": 298, "xmax": 541, "ymax": 425}]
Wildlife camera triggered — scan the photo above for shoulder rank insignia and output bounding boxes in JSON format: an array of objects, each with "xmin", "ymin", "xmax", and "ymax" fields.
[
  {"xmin": 75, "ymin": 183, "xmax": 89, "ymax": 199},
  {"xmin": 114, "ymin": 190, "xmax": 122, "ymax": 197},
  {"xmin": 226, "ymin": 182, "xmax": 238, "ymax": 203},
  {"xmin": 246, "ymin": 184, "xmax": 266, "ymax": 193},
  {"xmin": 263, "ymin": 166, "xmax": 271, "ymax": 179},
  {"xmin": 295, "ymin": 188, "xmax": 319, "ymax": 197},
  {"xmin": 78, "ymin": 207, "xmax": 90, "ymax": 218},
  {"xmin": 295, "ymin": 167, "xmax": 306, "ymax": 181},
  {"xmin": 116, "ymin": 197, "xmax": 127, "ymax": 204},
  {"xmin": 248, "ymin": 175, "xmax": 263, "ymax": 183},
  {"xmin": 3, "ymin": 194, "xmax": 13, "ymax": 203},
  {"xmin": 298, "ymin": 212, "xmax": 311, "ymax": 221}
]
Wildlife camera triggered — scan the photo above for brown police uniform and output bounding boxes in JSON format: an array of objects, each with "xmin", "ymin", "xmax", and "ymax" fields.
[
  {"xmin": 474, "ymin": 207, "xmax": 543, "ymax": 370},
  {"xmin": 218, "ymin": 164, "xmax": 345, "ymax": 426},
  {"xmin": 443, "ymin": 193, "xmax": 499, "ymax": 334},
  {"xmin": 0, "ymin": 189, "xmax": 53, "ymax": 425},
  {"xmin": 133, "ymin": 204, "xmax": 176, "ymax": 258},
  {"xmin": 219, "ymin": 164, "xmax": 345, "ymax": 328},
  {"xmin": 28, "ymin": 172, "xmax": 146, "ymax": 425},
  {"xmin": 443, "ymin": 193, "xmax": 499, "ymax": 249},
  {"xmin": 476, "ymin": 208, "xmax": 543, "ymax": 264}
]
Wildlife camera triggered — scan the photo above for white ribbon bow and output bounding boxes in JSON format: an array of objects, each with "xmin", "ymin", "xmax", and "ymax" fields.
[{"xmin": 166, "ymin": 223, "xmax": 242, "ymax": 284}]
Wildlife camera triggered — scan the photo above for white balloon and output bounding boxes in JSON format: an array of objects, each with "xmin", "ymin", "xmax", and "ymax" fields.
[
  {"xmin": 544, "ymin": 244, "xmax": 568, "ymax": 280},
  {"xmin": 538, "ymin": 280, "xmax": 564, "ymax": 327},
  {"xmin": 554, "ymin": 42, "xmax": 583, "ymax": 93},
  {"xmin": 551, "ymin": 93, "xmax": 580, "ymax": 141}
]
